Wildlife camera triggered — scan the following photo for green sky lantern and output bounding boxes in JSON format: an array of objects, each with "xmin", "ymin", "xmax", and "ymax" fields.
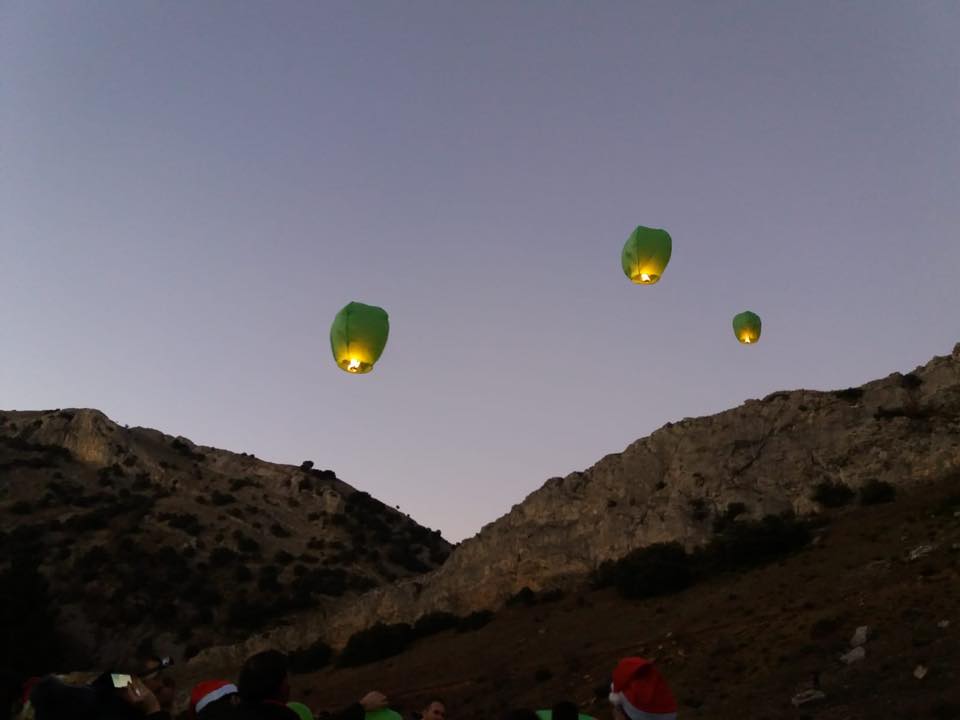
[
  {"xmin": 365, "ymin": 711, "xmax": 403, "ymax": 720},
  {"xmin": 330, "ymin": 301, "xmax": 390, "ymax": 374},
  {"xmin": 733, "ymin": 311, "xmax": 762, "ymax": 344},
  {"xmin": 621, "ymin": 226, "xmax": 672, "ymax": 284},
  {"xmin": 536, "ymin": 711, "xmax": 596, "ymax": 720}
]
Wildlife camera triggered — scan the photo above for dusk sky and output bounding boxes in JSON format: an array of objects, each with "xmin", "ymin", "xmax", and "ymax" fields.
[{"xmin": 2, "ymin": 2, "xmax": 958, "ymax": 541}]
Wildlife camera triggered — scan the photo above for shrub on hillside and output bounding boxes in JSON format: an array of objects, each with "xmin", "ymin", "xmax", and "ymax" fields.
[
  {"xmin": 233, "ymin": 531, "xmax": 261, "ymax": 555},
  {"xmin": 812, "ymin": 481, "xmax": 855, "ymax": 508},
  {"xmin": 456, "ymin": 610, "xmax": 494, "ymax": 633},
  {"xmin": 230, "ymin": 477, "xmax": 260, "ymax": 492},
  {"xmin": 832, "ymin": 387, "xmax": 864, "ymax": 403},
  {"xmin": 700, "ymin": 513, "xmax": 810, "ymax": 570},
  {"xmin": 9, "ymin": 500, "xmax": 33, "ymax": 515},
  {"xmin": 594, "ymin": 515, "xmax": 811, "ymax": 601},
  {"xmin": 534, "ymin": 668, "xmax": 553, "ymax": 684},
  {"xmin": 269, "ymin": 523, "xmax": 291, "ymax": 538},
  {"xmin": 211, "ymin": 490, "xmax": 236, "ymax": 506},
  {"xmin": 538, "ymin": 588, "xmax": 564, "ymax": 604},
  {"xmin": 900, "ymin": 372, "xmax": 923, "ymax": 389},
  {"xmin": 412, "ymin": 611, "xmax": 460, "ymax": 638},
  {"xmin": 338, "ymin": 623, "xmax": 414, "ymax": 667},
  {"xmin": 859, "ymin": 479, "xmax": 896, "ymax": 505},
  {"xmin": 257, "ymin": 565, "xmax": 282, "ymax": 593},
  {"xmin": 234, "ymin": 564, "xmax": 253, "ymax": 583},
  {"xmin": 289, "ymin": 638, "xmax": 332, "ymax": 673},
  {"xmin": 228, "ymin": 596, "xmax": 270, "ymax": 629},
  {"xmin": 712, "ymin": 502, "xmax": 747, "ymax": 533},
  {"xmin": 688, "ymin": 498, "xmax": 710, "ymax": 522},
  {"xmin": 387, "ymin": 545, "xmax": 430, "ymax": 573},
  {"xmin": 506, "ymin": 587, "xmax": 538, "ymax": 607},
  {"xmin": 159, "ymin": 512, "xmax": 203, "ymax": 535},
  {"xmin": 593, "ymin": 542, "xmax": 691, "ymax": 599},
  {"xmin": 291, "ymin": 567, "xmax": 349, "ymax": 598}
]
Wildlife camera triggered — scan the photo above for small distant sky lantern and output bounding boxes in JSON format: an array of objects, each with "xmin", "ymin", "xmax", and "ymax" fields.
[
  {"xmin": 621, "ymin": 226, "xmax": 673, "ymax": 285},
  {"xmin": 733, "ymin": 311, "xmax": 762, "ymax": 344},
  {"xmin": 330, "ymin": 301, "xmax": 390, "ymax": 374}
]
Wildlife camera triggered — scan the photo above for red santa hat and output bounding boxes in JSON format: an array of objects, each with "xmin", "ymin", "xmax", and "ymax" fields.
[
  {"xmin": 191, "ymin": 680, "xmax": 238, "ymax": 716},
  {"xmin": 609, "ymin": 657, "xmax": 678, "ymax": 720}
]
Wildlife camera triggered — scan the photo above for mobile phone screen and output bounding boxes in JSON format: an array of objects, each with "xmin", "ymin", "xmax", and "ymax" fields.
[{"xmin": 111, "ymin": 674, "xmax": 132, "ymax": 689}]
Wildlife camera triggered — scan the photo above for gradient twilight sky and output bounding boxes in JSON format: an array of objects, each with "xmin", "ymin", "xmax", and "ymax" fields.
[{"xmin": 2, "ymin": 2, "xmax": 959, "ymax": 541}]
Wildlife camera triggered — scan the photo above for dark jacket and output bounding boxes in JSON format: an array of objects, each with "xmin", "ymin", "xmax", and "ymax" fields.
[
  {"xmin": 235, "ymin": 701, "xmax": 300, "ymax": 720},
  {"xmin": 316, "ymin": 703, "xmax": 364, "ymax": 720}
]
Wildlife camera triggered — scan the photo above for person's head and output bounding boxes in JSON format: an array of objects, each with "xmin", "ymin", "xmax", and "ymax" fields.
[
  {"xmin": 238, "ymin": 651, "xmax": 290, "ymax": 705},
  {"xmin": 420, "ymin": 699, "xmax": 446, "ymax": 720},
  {"xmin": 500, "ymin": 710, "xmax": 538, "ymax": 720},
  {"xmin": 141, "ymin": 657, "xmax": 176, "ymax": 710},
  {"xmin": 30, "ymin": 676, "xmax": 99, "ymax": 720},
  {"xmin": 551, "ymin": 701, "xmax": 578, "ymax": 720},
  {"xmin": 191, "ymin": 680, "xmax": 239, "ymax": 720}
]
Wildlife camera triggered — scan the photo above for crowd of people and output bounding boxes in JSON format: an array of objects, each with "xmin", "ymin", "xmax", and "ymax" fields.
[{"xmin": 9, "ymin": 651, "xmax": 677, "ymax": 720}]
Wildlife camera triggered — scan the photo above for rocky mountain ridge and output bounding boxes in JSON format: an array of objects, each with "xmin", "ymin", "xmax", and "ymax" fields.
[
  {"xmin": 0, "ymin": 409, "xmax": 450, "ymax": 670},
  {"xmin": 191, "ymin": 342, "xmax": 960, "ymax": 669}
]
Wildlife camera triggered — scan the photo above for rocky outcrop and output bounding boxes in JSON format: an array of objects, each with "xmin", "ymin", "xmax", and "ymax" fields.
[
  {"xmin": 0, "ymin": 409, "xmax": 450, "ymax": 668},
  {"xmin": 193, "ymin": 343, "xmax": 960, "ymax": 669}
]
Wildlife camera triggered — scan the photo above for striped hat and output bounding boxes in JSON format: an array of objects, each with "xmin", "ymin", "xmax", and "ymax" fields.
[
  {"xmin": 191, "ymin": 680, "xmax": 238, "ymax": 716},
  {"xmin": 608, "ymin": 658, "xmax": 677, "ymax": 720}
]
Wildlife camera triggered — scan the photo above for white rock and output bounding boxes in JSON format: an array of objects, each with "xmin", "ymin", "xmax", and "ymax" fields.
[
  {"xmin": 840, "ymin": 646, "xmax": 866, "ymax": 664},
  {"xmin": 914, "ymin": 665, "xmax": 928, "ymax": 680},
  {"xmin": 791, "ymin": 690, "xmax": 827, "ymax": 707},
  {"xmin": 907, "ymin": 545, "xmax": 935, "ymax": 561},
  {"xmin": 851, "ymin": 625, "xmax": 870, "ymax": 647}
]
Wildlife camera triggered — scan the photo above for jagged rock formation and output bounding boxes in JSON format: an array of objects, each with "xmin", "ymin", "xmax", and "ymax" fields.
[
  {"xmin": 191, "ymin": 343, "xmax": 960, "ymax": 669},
  {"xmin": 0, "ymin": 410, "xmax": 450, "ymax": 669}
]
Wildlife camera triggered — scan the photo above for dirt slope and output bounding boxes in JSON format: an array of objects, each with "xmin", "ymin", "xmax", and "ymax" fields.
[{"xmin": 287, "ymin": 478, "xmax": 960, "ymax": 720}]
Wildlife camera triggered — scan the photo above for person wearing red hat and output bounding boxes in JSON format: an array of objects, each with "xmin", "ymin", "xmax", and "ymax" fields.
[
  {"xmin": 608, "ymin": 658, "xmax": 678, "ymax": 720},
  {"xmin": 191, "ymin": 680, "xmax": 239, "ymax": 719}
]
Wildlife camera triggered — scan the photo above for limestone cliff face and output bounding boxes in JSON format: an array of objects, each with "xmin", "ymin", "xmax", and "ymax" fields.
[{"xmin": 192, "ymin": 343, "xmax": 960, "ymax": 669}]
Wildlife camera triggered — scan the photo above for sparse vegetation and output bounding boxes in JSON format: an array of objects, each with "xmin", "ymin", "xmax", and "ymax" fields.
[
  {"xmin": 457, "ymin": 610, "xmax": 494, "ymax": 633},
  {"xmin": 594, "ymin": 542, "xmax": 691, "ymax": 599},
  {"xmin": 338, "ymin": 622, "xmax": 414, "ymax": 667},
  {"xmin": 812, "ymin": 480, "xmax": 855, "ymax": 507},
  {"xmin": 269, "ymin": 523, "xmax": 291, "ymax": 538},
  {"xmin": 211, "ymin": 490, "xmax": 237, "ymax": 506},
  {"xmin": 900, "ymin": 372, "xmax": 923, "ymax": 389},
  {"xmin": 859, "ymin": 479, "xmax": 896, "ymax": 505},
  {"xmin": 412, "ymin": 611, "xmax": 461, "ymax": 638},
  {"xmin": 595, "ymin": 514, "xmax": 811, "ymax": 600},
  {"xmin": 713, "ymin": 502, "xmax": 748, "ymax": 533},
  {"xmin": 289, "ymin": 638, "xmax": 332, "ymax": 673},
  {"xmin": 832, "ymin": 387, "xmax": 864, "ymax": 403}
]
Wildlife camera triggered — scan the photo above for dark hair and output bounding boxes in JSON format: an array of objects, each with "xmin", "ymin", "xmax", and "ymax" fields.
[
  {"xmin": 552, "ymin": 701, "xmax": 579, "ymax": 720},
  {"xmin": 500, "ymin": 711, "xmax": 539, "ymax": 720},
  {"xmin": 238, "ymin": 650, "xmax": 289, "ymax": 704},
  {"xmin": 198, "ymin": 694, "xmax": 240, "ymax": 720}
]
